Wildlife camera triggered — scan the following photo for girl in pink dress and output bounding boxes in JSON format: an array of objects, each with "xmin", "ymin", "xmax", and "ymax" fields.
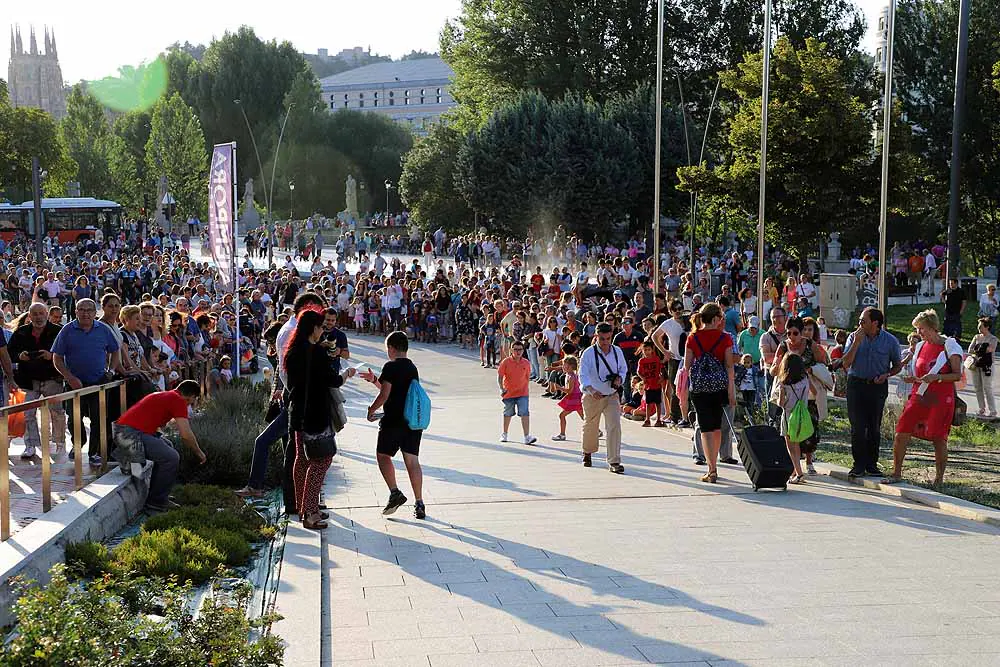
[{"xmin": 552, "ymin": 356, "xmax": 583, "ymax": 441}]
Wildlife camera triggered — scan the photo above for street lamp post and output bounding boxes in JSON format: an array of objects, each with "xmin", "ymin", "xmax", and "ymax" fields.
[
  {"xmin": 877, "ymin": 0, "xmax": 897, "ymax": 313},
  {"xmin": 289, "ymin": 181, "xmax": 295, "ymax": 220},
  {"xmin": 385, "ymin": 180, "xmax": 393, "ymax": 221},
  {"xmin": 946, "ymin": 0, "xmax": 972, "ymax": 283},
  {"xmin": 234, "ymin": 99, "xmax": 294, "ymax": 267},
  {"xmin": 652, "ymin": 0, "xmax": 666, "ymax": 292},
  {"xmin": 756, "ymin": 0, "xmax": 773, "ymax": 321}
]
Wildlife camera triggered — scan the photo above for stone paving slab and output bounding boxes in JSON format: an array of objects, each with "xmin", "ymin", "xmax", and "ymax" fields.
[{"xmin": 314, "ymin": 339, "xmax": 1000, "ymax": 666}]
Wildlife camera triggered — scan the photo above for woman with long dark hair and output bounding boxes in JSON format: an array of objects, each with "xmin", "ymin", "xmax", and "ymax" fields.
[{"xmin": 284, "ymin": 308, "xmax": 356, "ymax": 529}]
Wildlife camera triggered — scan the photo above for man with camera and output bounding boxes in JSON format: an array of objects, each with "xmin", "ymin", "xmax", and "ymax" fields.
[
  {"xmin": 578, "ymin": 322, "xmax": 627, "ymax": 473},
  {"xmin": 9, "ymin": 303, "xmax": 63, "ymax": 460}
]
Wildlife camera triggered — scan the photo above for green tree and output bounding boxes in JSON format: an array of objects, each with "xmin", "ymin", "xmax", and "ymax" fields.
[
  {"xmin": 61, "ymin": 85, "xmax": 112, "ymax": 196},
  {"xmin": 399, "ymin": 122, "xmax": 474, "ymax": 232},
  {"xmin": 110, "ymin": 110, "xmax": 153, "ymax": 213},
  {"xmin": 7, "ymin": 107, "xmax": 76, "ymax": 199},
  {"xmin": 455, "ymin": 91, "xmax": 639, "ymax": 237},
  {"xmin": 145, "ymin": 93, "xmax": 208, "ymax": 219},
  {"xmin": 678, "ymin": 38, "xmax": 870, "ymax": 261},
  {"xmin": 441, "ymin": 0, "xmax": 667, "ymax": 127},
  {"xmin": 897, "ymin": 0, "xmax": 1000, "ymax": 271}
]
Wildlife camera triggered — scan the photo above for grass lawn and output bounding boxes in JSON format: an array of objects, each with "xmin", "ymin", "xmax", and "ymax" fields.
[
  {"xmin": 885, "ymin": 303, "xmax": 980, "ymax": 343},
  {"xmin": 818, "ymin": 402, "xmax": 1000, "ymax": 510}
]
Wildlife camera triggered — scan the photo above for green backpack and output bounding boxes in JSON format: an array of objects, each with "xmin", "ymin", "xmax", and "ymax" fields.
[{"xmin": 786, "ymin": 385, "xmax": 814, "ymax": 443}]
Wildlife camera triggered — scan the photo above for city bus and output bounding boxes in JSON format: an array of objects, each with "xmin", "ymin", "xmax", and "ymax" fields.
[{"xmin": 0, "ymin": 197, "xmax": 124, "ymax": 243}]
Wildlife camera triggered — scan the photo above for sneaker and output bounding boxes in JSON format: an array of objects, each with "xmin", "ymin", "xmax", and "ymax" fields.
[
  {"xmin": 582, "ymin": 453, "xmax": 592, "ymax": 467},
  {"xmin": 609, "ymin": 464, "xmax": 625, "ymax": 475},
  {"xmin": 413, "ymin": 501, "xmax": 426, "ymax": 520},
  {"xmin": 694, "ymin": 458, "xmax": 707, "ymax": 466},
  {"xmin": 865, "ymin": 466, "xmax": 884, "ymax": 477},
  {"xmin": 552, "ymin": 434, "xmax": 567, "ymax": 441},
  {"xmin": 382, "ymin": 489, "xmax": 408, "ymax": 516},
  {"xmin": 20, "ymin": 444, "xmax": 36, "ymax": 460},
  {"xmin": 145, "ymin": 498, "xmax": 181, "ymax": 513},
  {"xmin": 88, "ymin": 454, "xmax": 103, "ymax": 466},
  {"xmin": 541, "ymin": 392, "xmax": 553, "ymax": 398},
  {"xmin": 719, "ymin": 457, "xmax": 739, "ymax": 465},
  {"xmin": 500, "ymin": 433, "xmax": 508, "ymax": 443},
  {"xmin": 676, "ymin": 419, "xmax": 691, "ymax": 428},
  {"xmin": 806, "ymin": 463, "xmax": 817, "ymax": 475},
  {"xmin": 847, "ymin": 467, "xmax": 865, "ymax": 478},
  {"xmin": 524, "ymin": 435, "xmax": 538, "ymax": 446}
]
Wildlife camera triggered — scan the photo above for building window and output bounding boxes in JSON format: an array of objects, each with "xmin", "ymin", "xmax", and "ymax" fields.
[
  {"xmin": 359, "ymin": 101, "xmax": 364, "ymax": 108},
  {"xmin": 420, "ymin": 96, "xmax": 425, "ymax": 105},
  {"xmin": 389, "ymin": 91, "xmax": 394, "ymax": 98},
  {"xmin": 374, "ymin": 99, "xmax": 379, "ymax": 107},
  {"xmin": 374, "ymin": 91, "xmax": 378, "ymax": 99},
  {"xmin": 330, "ymin": 102, "xmax": 335, "ymax": 109},
  {"xmin": 389, "ymin": 99, "xmax": 394, "ymax": 106},
  {"xmin": 344, "ymin": 101, "xmax": 349, "ymax": 108},
  {"xmin": 344, "ymin": 94, "xmax": 348, "ymax": 100}
]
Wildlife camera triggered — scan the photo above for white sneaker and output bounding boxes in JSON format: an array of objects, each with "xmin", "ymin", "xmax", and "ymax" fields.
[
  {"xmin": 500, "ymin": 433, "xmax": 508, "ymax": 443},
  {"xmin": 20, "ymin": 444, "xmax": 36, "ymax": 460},
  {"xmin": 524, "ymin": 435, "xmax": 537, "ymax": 446},
  {"xmin": 51, "ymin": 445, "xmax": 67, "ymax": 462}
]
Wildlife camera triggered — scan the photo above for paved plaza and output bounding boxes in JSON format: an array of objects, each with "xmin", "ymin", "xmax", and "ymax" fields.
[{"xmin": 312, "ymin": 337, "xmax": 1000, "ymax": 666}]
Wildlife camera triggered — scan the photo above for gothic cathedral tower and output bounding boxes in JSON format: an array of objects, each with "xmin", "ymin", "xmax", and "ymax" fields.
[{"xmin": 7, "ymin": 24, "xmax": 67, "ymax": 119}]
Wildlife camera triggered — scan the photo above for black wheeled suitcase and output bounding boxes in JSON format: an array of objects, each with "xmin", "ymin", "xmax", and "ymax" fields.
[{"xmin": 725, "ymin": 410, "xmax": 793, "ymax": 491}]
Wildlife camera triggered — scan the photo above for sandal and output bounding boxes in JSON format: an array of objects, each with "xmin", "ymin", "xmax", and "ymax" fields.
[
  {"xmin": 642, "ymin": 421, "xmax": 652, "ymax": 427},
  {"xmin": 654, "ymin": 421, "xmax": 668, "ymax": 428},
  {"xmin": 303, "ymin": 518, "xmax": 328, "ymax": 530},
  {"xmin": 881, "ymin": 475, "xmax": 904, "ymax": 485},
  {"xmin": 552, "ymin": 434, "xmax": 567, "ymax": 441},
  {"xmin": 700, "ymin": 471, "xmax": 718, "ymax": 483},
  {"xmin": 789, "ymin": 474, "xmax": 805, "ymax": 484}
]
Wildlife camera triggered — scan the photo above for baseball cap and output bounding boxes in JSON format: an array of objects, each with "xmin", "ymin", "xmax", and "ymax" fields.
[{"xmin": 748, "ymin": 315, "xmax": 761, "ymax": 328}]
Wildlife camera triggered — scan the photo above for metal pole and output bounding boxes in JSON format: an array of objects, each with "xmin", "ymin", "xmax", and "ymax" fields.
[
  {"xmin": 32, "ymin": 157, "xmax": 43, "ymax": 261},
  {"xmin": 692, "ymin": 77, "xmax": 723, "ymax": 271},
  {"xmin": 877, "ymin": 0, "xmax": 896, "ymax": 313},
  {"xmin": 756, "ymin": 0, "xmax": 773, "ymax": 320},
  {"xmin": 652, "ymin": 0, "xmax": 665, "ymax": 292},
  {"xmin": 267, "ymin": 104, "xmax": 294, "ymax": 267},
  {"xmin": 676, "ymin": 75, "xmax": 692, "ymax": 284},
  {"xmin": 946, "ymin": 0, "xmax": 972, "ymax": 283},
  {"xmin": 235, "ymin": 101, "xmax": 269, "ymax": 263}
]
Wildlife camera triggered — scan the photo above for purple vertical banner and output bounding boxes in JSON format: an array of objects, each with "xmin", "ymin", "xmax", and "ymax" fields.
[{"xmin": 208, "ymin": 143, "xmax": 235, "ymax": 292}]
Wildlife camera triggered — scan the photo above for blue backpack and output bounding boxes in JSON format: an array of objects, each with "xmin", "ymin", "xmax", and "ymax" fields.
[
  {"xmin": 404, "ymin": 379, "xmax": 431, "ymax": 431},
  {"xmin": 690, "ymin": 335, "xmax": 728, "ymax": 394}
]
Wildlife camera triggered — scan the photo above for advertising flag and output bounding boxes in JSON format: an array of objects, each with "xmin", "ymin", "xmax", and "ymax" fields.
[{"xmin": 208, "ymin": 143, "xmax": 235, "ymax": 292}]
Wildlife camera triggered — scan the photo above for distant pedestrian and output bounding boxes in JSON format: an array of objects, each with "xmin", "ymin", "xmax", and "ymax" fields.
[
  {"xmin": 578, "ymin": 323, "xmax": 627, "ymax": 473},
  {"xmin": 968, "ymin": 317, "xmax": 997, "ymax": 417},
  {"xmin": 497, "ymin": 340, "xmax": 537, "ymax": 445}
]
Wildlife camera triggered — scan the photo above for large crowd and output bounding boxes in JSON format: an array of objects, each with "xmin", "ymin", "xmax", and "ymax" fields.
[{"xmin": 3, "ymin": 219, "xmax": 997, "ymax": 524}]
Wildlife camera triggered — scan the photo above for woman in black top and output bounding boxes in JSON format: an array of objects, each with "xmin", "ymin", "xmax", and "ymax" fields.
[{"xmin": 284, "ymin": 309, "xmax": 356, "ymax": 529}]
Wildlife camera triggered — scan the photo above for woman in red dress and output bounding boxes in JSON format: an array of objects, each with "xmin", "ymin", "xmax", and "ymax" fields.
[{"xmin": 885, "ymin": 310, "xmax": 964, "ymax": 486}]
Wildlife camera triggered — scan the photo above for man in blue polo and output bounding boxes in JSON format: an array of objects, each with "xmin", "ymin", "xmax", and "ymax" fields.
[{"xmin": 52, "ymin": 298, "xmax": 126, "ymax": 465}]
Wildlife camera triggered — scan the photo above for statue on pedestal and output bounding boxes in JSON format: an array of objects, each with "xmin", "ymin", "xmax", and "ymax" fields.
[
  {"xmin": 345, "ymin": 174, "xmax": 359, "ymax": 221},
  {"xmin": 154, "ymin": 175, "xmax": 168, "ymax": 228},
  {"xmin": 828, "ymin": 232, "xmax": 842, "ymax": 261},
  {"xmin": 241, "ymin": 178, "xmax": 261, "ymax": 229}
]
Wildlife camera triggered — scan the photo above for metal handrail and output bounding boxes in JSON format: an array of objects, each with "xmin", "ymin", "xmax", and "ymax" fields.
[
  {"xmin": 0, "ymin": 377, "xmax": 129, "ymax": 541},
  {"xmin": 0, "ymin": 356, "xmax": 216, "ymax": 541}
]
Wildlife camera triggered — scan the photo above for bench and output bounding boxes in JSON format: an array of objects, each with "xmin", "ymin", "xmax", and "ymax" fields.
[{"xmin": 888, "ymin": 284, "xmax": 919, "ymax": 304}]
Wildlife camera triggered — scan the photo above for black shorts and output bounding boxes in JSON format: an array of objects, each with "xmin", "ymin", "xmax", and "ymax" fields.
[
  {"xmin": 691, "ymin": 390, "xmax": 728, "ymax": 431},
  {"xmin": 644, "ymin": 388, "xmax": 663, "ymax": 405},
  {"xmin": 377, "ymin": 425, "xmax": 422, "ymax": 457}
]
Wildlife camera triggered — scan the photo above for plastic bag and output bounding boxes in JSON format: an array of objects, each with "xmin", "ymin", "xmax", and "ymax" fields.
[{"xmin": 8, "ymin": 389, "xmax": 26, "ymax": 438}]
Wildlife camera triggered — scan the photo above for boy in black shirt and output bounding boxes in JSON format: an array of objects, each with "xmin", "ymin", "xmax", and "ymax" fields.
[{"xmin": 362, "ymin": 331, "xmax": 426, "ymax": 519}]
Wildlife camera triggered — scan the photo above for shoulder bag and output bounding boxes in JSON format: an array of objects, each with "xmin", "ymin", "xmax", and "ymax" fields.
[{"xmin": 301, "ymin": 346, "xmax": 337, "ymax": 460}]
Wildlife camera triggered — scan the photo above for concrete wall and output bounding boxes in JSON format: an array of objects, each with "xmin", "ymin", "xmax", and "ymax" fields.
[{"xmin": 0, "ymin": 465, "xmax": 151, "ymax": 626}]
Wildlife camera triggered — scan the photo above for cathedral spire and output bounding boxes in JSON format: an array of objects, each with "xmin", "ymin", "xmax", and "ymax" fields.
[
  {"xmin": 14, "ymin": 25, "xmax": 22, "ymax": 55},
  {"xmin": 49, "ymin": 27, "xmax": 57, "ymax": 57},
  {"xmin": 29, "ymin": 25, "xmax": 37, "ymax": 55},
  {"xmin": 10, "ymin": 27, "xmax": 14, "ymax": 58}
]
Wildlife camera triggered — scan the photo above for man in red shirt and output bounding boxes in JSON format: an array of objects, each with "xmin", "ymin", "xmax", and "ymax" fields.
[{"xmin": 112, "ymin": 380, "xmax": 207, "ymax": 512}]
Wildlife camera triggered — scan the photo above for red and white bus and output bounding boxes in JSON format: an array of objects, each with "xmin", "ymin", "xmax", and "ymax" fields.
[{"xmin": 0, "ymin": 197, "xmax": 124, "ymax": 243}]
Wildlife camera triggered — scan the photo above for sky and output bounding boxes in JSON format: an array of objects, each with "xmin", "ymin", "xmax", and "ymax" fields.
[{"xmin": 5, "ymin": 0, "xmax": 887, "ymax": 85}]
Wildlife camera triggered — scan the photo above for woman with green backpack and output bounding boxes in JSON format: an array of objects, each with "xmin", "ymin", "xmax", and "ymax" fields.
[{"xmin": 777, "ymin": 354, "xmax": 812, "ymax": 484}]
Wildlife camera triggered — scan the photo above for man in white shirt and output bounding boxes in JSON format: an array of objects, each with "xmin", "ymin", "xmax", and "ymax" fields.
[
  {"xmin": 797, "ymin": 274, "xmax": 817, "ymax": 307},
  {"xmin": 578, "ymin": 323, "xmax": 627, "ymax": 474},
  {"xmin": 923, "ymin": 250, "xmax": 938, "ymax": 297}
]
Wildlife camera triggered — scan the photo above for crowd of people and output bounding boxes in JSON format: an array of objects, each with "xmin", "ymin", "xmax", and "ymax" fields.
[{"xmin": 3, "ymin": 216, "xmax": 996, "ymax": 524}]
